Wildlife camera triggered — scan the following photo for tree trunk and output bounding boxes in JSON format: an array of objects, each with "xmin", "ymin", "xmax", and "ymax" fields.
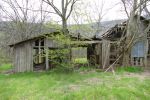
[
  {"xmin": 122, "ymin": 0, "xmax": 139, "ymax": 67},
  {"xmin": 62, "ymin": 18, "xmax": 69, "ymax": 35},
  {"xmin": 122, "ymin": 19, "xmax": 136, "ymax": 67},
  {"xmin": 122, "ymin": 46, "xmax": 131, "ymax": 67}
]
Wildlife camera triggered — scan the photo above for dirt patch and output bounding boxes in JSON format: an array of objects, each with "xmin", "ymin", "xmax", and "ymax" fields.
[
  {"xmin": 68, "ymin": 85, "xmax": 81, "ymax": 91},
  {"xmin": 56, "ymin": 84, "xmax": 81, "ymax": 93},
  {"xmin": 1, "ymin": 69, "xmax": 14, "ymax": 74},
  {"xmin": 142, "ymin": 70, "xmax": 150, "ymax": 76}
]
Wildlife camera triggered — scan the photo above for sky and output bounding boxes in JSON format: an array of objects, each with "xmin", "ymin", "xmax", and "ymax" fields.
[
  {"xmin": 41, "ymin": 0, "xmax": 129, "ymax": 24},
  {"xmin": 43, "ymin": 0, "xmax": 128, "ymax": 24},
  {"xmin": 0, "ymin": 0, "xmax": 149, "ymax": 24},
  {"xmin": 80, "ymin": 0, "xmax": 128, "ymax": 21}
]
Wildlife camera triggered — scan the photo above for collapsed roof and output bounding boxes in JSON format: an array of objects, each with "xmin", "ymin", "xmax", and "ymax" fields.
[{"xmin": 101, "ymin": 16, "xmax": 150, "ymax": 41}]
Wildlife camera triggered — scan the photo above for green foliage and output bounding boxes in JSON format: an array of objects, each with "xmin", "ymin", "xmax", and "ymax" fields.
[
  {"xmin": 45, "ymin": 30, "xmax": 89, "ymax": 69},
  {"xmin": 68, "ymin": 24, "xmax": 95, "ymax": 34},
  {"xmin": 45, "ymin": 21, "xmax": 61, "ymax": 30},
  {"xmin": 44, "ymin": 32, "xmax": 72, "ymax": 68},
  {"xmin": 48, "ymin": 33, "xmax": 72, "ymax": 46},
  {"xmin": 48, "ymin": 49, "xmax": 71, "ymax": 69},
  {"xmin": 0, "ymin": 70, "xmax": 150, "ymax": 100},
  {"xmin": 73, "ymin": 58, "xmax": 88, "ymax": 64},
  {"xmin": 43, "ymin": 24, "xmax": 90, "ymax": 69},
  {"xmin": 49, "ymin": 49, "xmax": 69, "ymax": 60}
]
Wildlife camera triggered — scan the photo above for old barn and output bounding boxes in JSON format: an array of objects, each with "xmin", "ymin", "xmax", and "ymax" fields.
[
  {"xmin": 101, "ymin": 16, "xmax": 150, "ymax": 68},
  {"xmin": 9, "ymin": 30, "xmax": 101, "ymax": 72},
  {"xmin": 9, "ymin": 32, "xmax": 62, "ymax": 72},
  {"xmin": 9, "ymin": 16, "xmax": 150, "ymax": 72}
]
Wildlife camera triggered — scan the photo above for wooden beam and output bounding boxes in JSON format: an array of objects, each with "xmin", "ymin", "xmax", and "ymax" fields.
[
  {"xmin": 45, "ymin": 38, "xmax": 49, "ymax": 70},
  {"xmin": 144, "ymin": 40, "xmax": 148, "ymax": 67},
  {"xmin": 38, "ymin": 39, "xmax": 41, "ymax": 63},
  {"xmin": 98, "ymin": 43, "xmax": 102, "ymax": 68},
  {"xmin": 102, "ymin": 40, "xmax": 110, "ymax": 69},
  {"xmin": 72, "ymin": 41, "xmax": 102, "ymax": 44}
]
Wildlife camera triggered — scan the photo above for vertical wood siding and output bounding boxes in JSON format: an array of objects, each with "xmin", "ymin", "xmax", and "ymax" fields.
[
  {"xmin": 46, "ymin": 39, "xmax": 60, "ymax": 48},
  {"xmin": 102, "ymin": 40, "xmax": 110, "ymax": 68},
  {"xmin": 14, "ymin": 41, "xmax": 33, "ymax": 72},
  {"xmin": 71, "ymin": 47, "xmax": 87, "ymax": 59}
]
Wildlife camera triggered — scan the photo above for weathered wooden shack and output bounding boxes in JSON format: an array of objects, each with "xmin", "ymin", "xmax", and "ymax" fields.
[
  {"xmin": 9, "ymin": 16, "xmax": 150, "ymax": 72},
  {"xmin": 9, "ymin": 31, "xmax": 63, "ymax": 72},
  {"xmin": 9, "ymin": 30, "xmax": 101, "ymax": 72},
  {"xmin": 84, "ymin": 16, "xmax": 150, "ymax": 69},
  {"xmin": 101, "ymin": 16, "xmax": 150, "ymax": 68}
]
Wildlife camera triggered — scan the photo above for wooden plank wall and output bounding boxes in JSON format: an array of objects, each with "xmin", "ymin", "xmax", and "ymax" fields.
[
  {"xmin": 47, "ymin": 39, "xmax": 60, "ymax": 48},
  {"xmin": 45, "ymin": 38, "xmax": 49, "ymax": 70},
  {"xmin": 144, "ymin": 40, "xmax": 148, "ymax": 67},
  {"xmin": 13, "ymin": 41, "xmax": 33, "ymax": 72},
  {"xmin": 71, "ymin": 47, "xmax": 87, "ymax": 59},
  {"xmin": 147, "ymin": 38, "xmax": 150, "ymax": 68},
  {"xmin": 102, "ymin": 40, "xmax": 110, "ymax": 69},
  {"xmin": 94, "ymin": 43, "xmax": 102, "ymax": 67}
]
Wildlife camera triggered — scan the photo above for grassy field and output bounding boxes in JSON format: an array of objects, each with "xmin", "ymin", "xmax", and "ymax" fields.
[{"xmin": 0, "ymin": 65, "xmax": 150, "ymax": 100}]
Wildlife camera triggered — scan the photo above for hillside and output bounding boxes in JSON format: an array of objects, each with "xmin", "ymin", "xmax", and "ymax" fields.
[{"xmin": 69, "ymin": 19, "xmax": 126, "ymax": 39}]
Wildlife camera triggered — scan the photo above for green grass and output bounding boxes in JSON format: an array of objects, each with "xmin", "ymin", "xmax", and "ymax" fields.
[
  {"xmin": 116, "ymin": 66, "xmax": 144, "ymax": 73},
  {"xmin": 0, "ymin": 67, "xmax": 150, "ymax": 100},
  {"xmin": 0, "ymin": 64, "xmax": 12, "ymax": 73}
]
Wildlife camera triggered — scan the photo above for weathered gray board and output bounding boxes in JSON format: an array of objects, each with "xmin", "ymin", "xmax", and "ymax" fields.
[
  {"xmin": 46, "ymin": 38, "xmax": 60, "ymax": 48},
  {"xmin": 13, "ymin": 41, "xmax": 33, "ymax": 72},
  {"xmin": 12, "ymin": 37, "xmax": 63, "ymax": 72},
  {"xmin": 71, "ymin": 47, "xmax": 87, "ymax": 59},
  {"xmin": 102, "ymin": 39, "xmax": 110, "ymax": 68}
]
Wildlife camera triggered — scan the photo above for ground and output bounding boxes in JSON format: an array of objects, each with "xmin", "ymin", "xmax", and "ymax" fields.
[{"xmin": 0, "ymin": 65, "xmax": 150, "ymax": 100}]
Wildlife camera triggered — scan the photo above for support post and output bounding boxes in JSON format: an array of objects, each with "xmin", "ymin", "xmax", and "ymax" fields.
[
  {"xmin": 144, "ymin": 40, "xmax": 148, "ymax": 68},
  {"xmin": 38, "ymin": 39, "xmax": 41, "ymax": 63},
  {"xmin": 45, "ymin": 38, "xmax": 49, "ymax": 70},
  {"xmin": 102, "ymin": 40, "xmax": 110, "ymax": 69}
]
